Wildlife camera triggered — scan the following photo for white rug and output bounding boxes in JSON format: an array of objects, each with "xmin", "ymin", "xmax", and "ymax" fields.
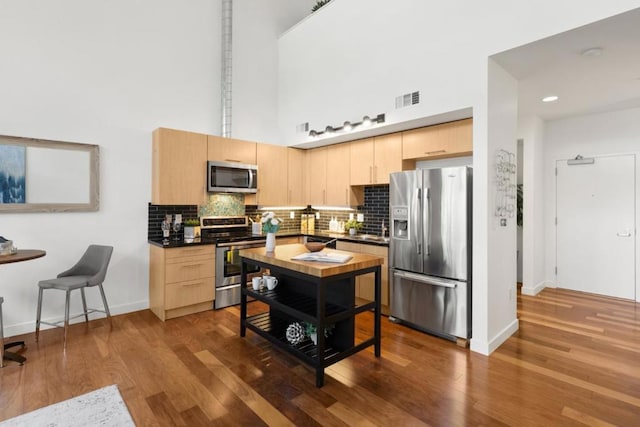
[{"xmin": 0, "ymin": 385, "xmax": 135, "ymax": 426}]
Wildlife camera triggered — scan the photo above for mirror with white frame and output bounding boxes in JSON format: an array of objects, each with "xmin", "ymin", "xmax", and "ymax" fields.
[{"xmin": 0, "ymin": 134, "xmax": 99, "ymax": 213}]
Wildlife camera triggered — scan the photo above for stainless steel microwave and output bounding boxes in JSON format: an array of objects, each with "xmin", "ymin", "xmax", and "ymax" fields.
[{"xmin": 207, "ymin": 160, "xmax": 258, "ymax": 193}]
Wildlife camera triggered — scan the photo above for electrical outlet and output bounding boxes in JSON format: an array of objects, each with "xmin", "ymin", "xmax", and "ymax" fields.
[
  {"xmin": 500, "ymin": 218, "xmax": 507, "ymax": 227},
  {"xmin": 289, "ymin": 211, "xmax": 295, "ymax": 219},
  {"xmin": 357, "ymin": 213, "xmax": 364, "ymax": 222},
  {"xmin": 315, "ymin": 212, "xmax": 320, "ymax": 219}
]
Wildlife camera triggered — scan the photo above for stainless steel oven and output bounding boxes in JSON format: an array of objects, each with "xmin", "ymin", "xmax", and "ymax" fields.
[{"xmin": 215, "ymin": 239, "xmax": 265, "ymax": 309}]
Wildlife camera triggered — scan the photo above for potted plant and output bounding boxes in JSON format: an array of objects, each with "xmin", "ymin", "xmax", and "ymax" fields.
[
  {"xmin": 183, "ymin": 218, "xmax": 201, "ymax": 239},
  {"xmin": 344, "ymin": 219, "xmax": 363, "ymax": 236},
  {"xmin": 304, "ymin": 322, "xmax": 334, "ymax": 345}
]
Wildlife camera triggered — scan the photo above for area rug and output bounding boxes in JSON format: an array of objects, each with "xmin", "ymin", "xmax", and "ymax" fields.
[{"xmin": 0, "ymin": 384, "xmax": 135, "ymax": 426}]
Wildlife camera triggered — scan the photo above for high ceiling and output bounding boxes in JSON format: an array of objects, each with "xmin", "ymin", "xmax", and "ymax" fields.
[{"xmin": 493, "ymin": 7, "xmax": 640, "ymax": 121}]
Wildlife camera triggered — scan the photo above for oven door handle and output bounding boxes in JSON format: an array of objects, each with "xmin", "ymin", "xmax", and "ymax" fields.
[
  {"xmin": 216, "ymin": 240, "xmax": 266, "ymax": 248},
  {"xmin": 216, "ymin": 283, "xmax": 242, "ymax": 291}
]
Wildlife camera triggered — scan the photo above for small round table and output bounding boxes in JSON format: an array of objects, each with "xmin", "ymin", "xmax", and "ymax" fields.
[{"xmin": 1, "ymin": 249, "xmax": 46, "ymax": 366}]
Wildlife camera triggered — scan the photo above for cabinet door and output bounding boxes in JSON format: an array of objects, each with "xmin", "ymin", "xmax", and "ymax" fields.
[
  {"xmin": 373, "ymin": 133, "xmax": 402, "ymax": 184},
  {"xmin": 402, "ymin": 119, "xmax": 473, "ymax": 160},
  {"xmin": 307, "ymin": 147, "xmax": 327, "ymax": 205},
  {"xmin": 152, "ymin": 128, "xmax": 207, "ymax": 205},
  {"xmin": 207, "ymin": 135, "xmax": 257, "ymax": 164},
  {"xmin": 256, "ymin": 143, "xmax": 288, "ymax": 206},
  {"xmin": 401, "ymin": 125, "xmax": 441, "ymax": 160},
  {"xmin": 326, "ymin": 143, "xmax": 351, "ymax": 206},
  {"xmin": 287, "ymin": 148, "xmax": 306, "ymax": 205},
  {"xmin": 443, "ymin": 118, "xmax": 473, "ymax": 155},
  {"xmin": 349, "ymin": 138, "xmax": 374, "ymax": 185}
]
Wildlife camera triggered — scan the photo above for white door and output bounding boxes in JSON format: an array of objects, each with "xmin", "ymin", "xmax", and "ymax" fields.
[{"xmin": 556, "ymin": 154, "xmax": 636, "ymax": 299}]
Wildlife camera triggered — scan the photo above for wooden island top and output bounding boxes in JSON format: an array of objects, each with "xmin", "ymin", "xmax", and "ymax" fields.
[{"xmin": 239, "ymin": 243, "xmax": 383, "ymax": 278}]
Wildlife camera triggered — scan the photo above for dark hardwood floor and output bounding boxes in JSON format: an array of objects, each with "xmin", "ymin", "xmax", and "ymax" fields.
[{"xmin": 1, "ymin": 287, "xmax": 639, "ymax": 426}]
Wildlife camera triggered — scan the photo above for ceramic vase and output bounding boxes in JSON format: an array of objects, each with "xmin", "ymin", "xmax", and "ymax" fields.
[{"xmin": 266, "ymin": 232, "xmax": 276, "ymax": 252}]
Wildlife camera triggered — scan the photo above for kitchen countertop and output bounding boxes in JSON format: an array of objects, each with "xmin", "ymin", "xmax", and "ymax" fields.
[{"xmin": 148, "ymin": 230, "xmax": 389, "ymax": 249}]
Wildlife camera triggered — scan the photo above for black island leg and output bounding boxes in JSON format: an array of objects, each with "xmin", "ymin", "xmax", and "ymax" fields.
[
  {"xmin": 240, "ymin": 260, "xmax": 247, "ymax": 337},
  {"xmin": 374, "ymin": 265, "xmax": 381, "ymax": 357}
]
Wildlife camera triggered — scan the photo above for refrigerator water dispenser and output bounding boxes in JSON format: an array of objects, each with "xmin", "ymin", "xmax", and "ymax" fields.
[{"xmin": 391, "ymin": 206, "xmax": 409, "ymax": 239}]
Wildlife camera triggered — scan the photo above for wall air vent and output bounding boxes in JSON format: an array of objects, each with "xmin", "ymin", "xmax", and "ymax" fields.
[
  {"xmin": 395, "ymin": 91, "xmax": 420, "ymax": 109},
  {"xmin": 296, "ymin": 122, "xmax": 309, "ymax": 133}
]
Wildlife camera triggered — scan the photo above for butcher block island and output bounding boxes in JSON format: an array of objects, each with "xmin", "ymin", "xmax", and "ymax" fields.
[{"xmin": 239, "ymin": 243, "xmax": 383, "ymax": 387}]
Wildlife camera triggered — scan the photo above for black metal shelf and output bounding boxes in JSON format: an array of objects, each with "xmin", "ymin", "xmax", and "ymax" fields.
[
  {"xmin": 244, "ymin": 287, "xmax": 375, "ymax": 325},
  {"xmin": 245, "ymin": 312, "xmax": 342, "ymax": 365}
]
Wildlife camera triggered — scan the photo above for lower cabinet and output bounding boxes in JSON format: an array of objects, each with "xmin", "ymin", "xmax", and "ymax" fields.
[
  {"xmin": 149, "ymin": 245, "xmax": 215, "ymax": 321},
  {"xmin": 336, "ymin": 241, "xmax": 389, "ymax": 314},
  {"xmin": 276, "ymin": 236, "xmax": 301, "ymax": 245}
]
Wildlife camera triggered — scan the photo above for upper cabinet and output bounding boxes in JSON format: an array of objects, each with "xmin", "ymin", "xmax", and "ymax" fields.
[
  {"xmin": 350, "ymin": 133, "xmax": 403, "ymax": 185},
  {"xmin": 287, "ymin": 148, "xmax": 306, "ymax": 206},
  {"xmin": 152, "ymin": 128, "xmax": 207, "ymax": 205},
  {"xmin": 307, "ymin": 147, "xmax": 328, "ymax": 205},
  {"xmin": 207, "ymin": 135, "xmax": 257, "ymax": 164},
  {"xmin": 255, "ymin": 143, "xmax": 288, "ymax": 206},
  {"xmin": 402, "ymin": 118, "xmax": 472, "ymax": 160},
  {"xmin": 326, "ymin": 143, "xmax": 351, "ymax": 205}
]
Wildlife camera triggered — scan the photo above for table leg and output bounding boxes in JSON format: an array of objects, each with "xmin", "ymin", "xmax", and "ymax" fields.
[
  {"xmin": 374, "ymin": 266, "xmax": 381, "ymax": 357},
  {"xmin": 3, "ymin": 341, "xmax": 26, "ymax": 366}
]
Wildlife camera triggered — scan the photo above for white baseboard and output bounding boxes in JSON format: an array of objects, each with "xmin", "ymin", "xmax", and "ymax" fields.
[
  {"xmin": 3, "ymin": 300, "xmax": 149, "ymax": 339},
  {"xmin": 470, "ymin": 318, "xmax": 520, "ymax": 356},
  {"xmin": 521, "ymin": 280, "xmax": 550, "ymax": 296}
]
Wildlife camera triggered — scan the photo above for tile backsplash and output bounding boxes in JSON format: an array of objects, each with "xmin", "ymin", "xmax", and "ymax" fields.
[{"xmin": 147, "ymin": 185, "xmax": 390, "ymax": 240}]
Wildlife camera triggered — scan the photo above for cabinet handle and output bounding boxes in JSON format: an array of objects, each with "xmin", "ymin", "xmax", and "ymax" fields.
[
  {"xmin": 323, "ymin": 189, "xmax": 326, "ymax": 204},
  {"xmin": 289, "ymin": 189, "xmax": 292, "ymax": 204},
  {"xmin": 225, "ymin": 158, "xmax": 241, "ymax": 163},
  {"xmin": 369, "ymin": 166, "xmax": 373, "ymax": 184},
  {"xmin": 182, "ymin": 282, "xmax": 204, "ymax": 287},
  {"xmin": 374, "ymin": 166, "xmax": 377, "ymax": 183},
  {"xmin": 181, "ymin": 263, "xmax": 203, "ymax": 268},
  {"xmin": 425, "ymin": 150, "xmax": 446, "ymax": 155}
]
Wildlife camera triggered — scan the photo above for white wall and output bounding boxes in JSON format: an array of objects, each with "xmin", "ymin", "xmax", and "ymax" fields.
[
  {"xmin": 0, "ymin": 0, "xmax": 309, "ymax": 337},
  {"xmin": 232, "ymin": 0, "xmax": 315, "ymax": 143},
  {"xmin": 543, "ymin": 107, "xmax": 640, "ymax": 301},
  {"xmin": 277, "ymin": 0, "xmax": 640, "ymax": 353},
  {"xmin": 519, "ymin": 116, "xmax": 548, "ymax": 296}
]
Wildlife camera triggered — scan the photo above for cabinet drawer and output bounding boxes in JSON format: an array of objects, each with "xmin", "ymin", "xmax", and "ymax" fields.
[
  {"xmin": 165, "ymin": 245, "xmax": 214, "ymax": 261},
  {"xmin": 165, "ymin": 278, "xmax": 215, "ymax": 310},
  {"xmin": 166, "ymin": 260, "xmax": 214, "ymax": 283}
]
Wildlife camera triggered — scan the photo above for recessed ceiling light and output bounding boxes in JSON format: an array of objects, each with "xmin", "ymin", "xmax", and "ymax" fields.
[
  {"xmin": 542, "ymin": 95, "xmax": 559, "ymax": 103},
  {"xmin": 581, "ymin": 47, "xmax": 603, "ymax": 57}
]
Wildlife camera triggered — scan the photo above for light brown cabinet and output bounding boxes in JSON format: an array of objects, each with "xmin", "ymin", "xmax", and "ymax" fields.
[
  {"xmin": 402, "ymin": 118, "xmax": 472, "ymax": 160},
  {"xmin": 307, "ymin": 147, "xmax": 328, "ymax": 205},
  {"xmin": 149, "ymin": 245, "xmax": 215, "ymax": 321},
  {"xmin": 336, "ymin": 241, "xmax": 389, "ymax": 314},
  {"xmin": 326, "ymin": 143, "xmax": 351, "ymax": 205},
  {"xmin": 152, "ymin": 128, "xmax": 208, "ymax": 205},
  {"xmin": 255, "ymin": 143, "xmax": 288, "ymax": 206},
  {"xmin": 307, "ymin": 144, "xmax": 354, "ymax": 206},
  {"xmin": 287, "ymin": 148, "xmax": 306, "ymax": 206},
  {"xmin": 207, "ymin": 135, "xmax": 257, "ymax": 164},
  {"xmin": 350, "ymin": 133, "xmax": 403, "ymax": 185}
]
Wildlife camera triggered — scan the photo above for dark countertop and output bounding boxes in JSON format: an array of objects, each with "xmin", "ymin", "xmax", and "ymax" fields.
[{"xmin": 148, "ymin": 230, "xmax": 389, "ymax": 249}]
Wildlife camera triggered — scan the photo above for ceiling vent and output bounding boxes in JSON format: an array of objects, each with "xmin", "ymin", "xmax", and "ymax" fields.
[
  {"xmin": 395, "ymin": 91, "xmax": 420, "ymax": 109},
  {"xmin": 296, "ymin": 122, "xmax": 309, "ymax": 133}
]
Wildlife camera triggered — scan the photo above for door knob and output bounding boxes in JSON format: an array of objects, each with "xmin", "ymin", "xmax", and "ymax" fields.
[{"xmin": 616, "ymin": 231, "xmax": 632, "ymax": 237}]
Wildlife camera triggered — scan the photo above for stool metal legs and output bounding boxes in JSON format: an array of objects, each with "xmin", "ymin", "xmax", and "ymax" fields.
[{"xmin": 35, "ymin": 288, "xmax": 43, "ymax": 342}]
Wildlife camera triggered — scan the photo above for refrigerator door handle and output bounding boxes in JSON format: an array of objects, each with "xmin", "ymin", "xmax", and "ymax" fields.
[
  {"xmin": 426, "ymin": 187, "xmax": 432, "ymax": 256},
  {"xmin": 416, "ymin": 187, "xmax": 422, "ymax": 255},
  {"xmin": 393, "ymin": 270, "xmax": 458, "ymax": 288}
]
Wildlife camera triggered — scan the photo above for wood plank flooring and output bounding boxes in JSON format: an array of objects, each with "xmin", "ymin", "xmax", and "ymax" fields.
[{"xmin": 1, "ymin": 287, "xmax": 639, "ymax": 426}]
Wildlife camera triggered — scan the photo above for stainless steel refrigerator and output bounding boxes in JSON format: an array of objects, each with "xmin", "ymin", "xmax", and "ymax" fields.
[{"xmin": 389, "ymin": 166, "xmax": 472, "ymax": 342}]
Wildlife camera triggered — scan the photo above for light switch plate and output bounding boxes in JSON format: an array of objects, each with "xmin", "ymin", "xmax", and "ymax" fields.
[{"xmin": 357, "ymin": 213, "xmax": 364, "ymax": 222}]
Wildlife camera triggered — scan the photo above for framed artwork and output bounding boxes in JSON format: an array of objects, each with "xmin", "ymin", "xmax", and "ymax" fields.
[{"xmin": 0, "ymin": 145, "xmax": 26, "ymax": 204}]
